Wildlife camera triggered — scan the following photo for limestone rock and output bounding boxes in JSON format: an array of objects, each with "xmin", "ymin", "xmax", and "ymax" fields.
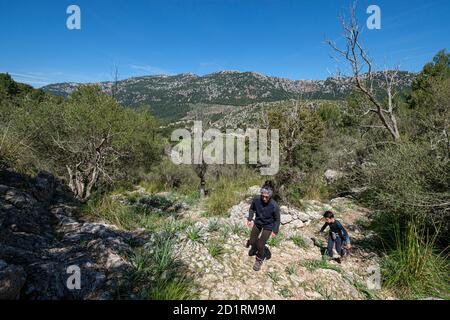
[
  {"xmin": 324, "ymin": 169, "xmax": 344, "ymax": 184},
  {"xmin": 0, "ymin": 260, "xmax": 26, "ymax": 299},
  {"xmin": 0, "ymin": 170, "xmax": 145, "ymax": 300}
]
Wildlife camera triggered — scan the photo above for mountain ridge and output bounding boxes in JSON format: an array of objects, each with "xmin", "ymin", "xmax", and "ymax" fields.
[{"xmin": 41, "ymin": 70, "xmax": 416, "ymax": 120}]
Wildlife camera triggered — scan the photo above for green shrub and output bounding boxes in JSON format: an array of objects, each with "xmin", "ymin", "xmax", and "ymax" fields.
[
  {"xmin": 279, "ymin": 287, "xmax": 293, "ymax": 298},
  {"xmin": 267, "ymin": 271, "xmax": 280, "ymax": 284},
  {"xmin": 230, "ymin": 222, "xmax": 249, "ymax": 237},
  {"xmin": 162, "ymin": 218, "xmax": 194, "ymax": 234},
  {"xmin": 142, "ymin": 160, "xmax": 198, "ymax": 194},
  {"xmin": 204, "ymin": 169, "xmax": 261, "ymax": 216}
]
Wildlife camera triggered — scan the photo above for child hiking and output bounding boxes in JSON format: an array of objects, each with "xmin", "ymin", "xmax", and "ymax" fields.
[
  {"xmin": 246, "ymin": 183, "xmax": 280, "ymax": 271},
  {"xmin": 319, "ymin": 211, "xmax": 351, "ymax": 263}
]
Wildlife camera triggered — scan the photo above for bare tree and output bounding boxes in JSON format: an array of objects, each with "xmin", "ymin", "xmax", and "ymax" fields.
[
  {"xmin": 191, "ymin": 109, "xmax": 209, "ymax": 198},
  {"xmin": 326, "ymin": 2, "xmax": 401, "ymax": 140},
  {"xmin": 111, "ymin": 64, "xmax": 119, "ymax": 99}
]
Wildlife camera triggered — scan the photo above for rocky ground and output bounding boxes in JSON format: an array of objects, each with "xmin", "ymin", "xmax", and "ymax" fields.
[
  {"xmin": 174, "ymin": 187, "xmax": 387, "ymax": 300},
  {"xmin": 0, "ymin": 170, "xmax": 390, "ymax": 300}
]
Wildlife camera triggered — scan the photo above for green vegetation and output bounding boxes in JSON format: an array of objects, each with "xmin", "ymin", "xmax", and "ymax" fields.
[
  {"xmin": 186, "ymin": 225, "xmax": 203, "ymax": 243},
  {"xmin": 1, "ymin": 49, "xmax": 448, "ymax": 299},
  {"xmin": 0, "ymin": 81, "xmax": 162, "ymax": 200},
  {"xmin": 330, "ymin": 50, "xmax": 450, "ymax": 297},
  {"xmin": 267, "ymin": 105, "xmax": 327, "ymax": 202},
  {"xmin": 207, "ymin": 241, "xmax": 226, "ymax": 259},
  {"xmin": 82, "ymin": 194, "xmax": 185, "ymax": 233},
  {"xmin": 230, "ymin": 222, "xmax": 250, "ymax": 237},
  {"xmin": 267, "ymin": 271, "xmax": 280, "ymax": 284},
  {"xmin": 206, "ymin": 219, "xmax": 221, "ymax": 233},
  {"xmin": 130, "ymin": 234, "xmax": 196, "ymax": 300},
  {"xmin": 302, "ymin": 257, "xmax": 342, "ymax": 273},
  {"xmin": 285, "ymin": 264, "xmax": 297, "ymax": 275},
  {"xmin": 278, "ymin": 287, "xmax": 293, "ymax": 298},
  {"xmin": 203, "ymin": 168, "xmax": 262, "ymax": 217},
  {"xmin": 381, "ymin": 220, "xmax": 449, "ymax": 298},
  {"xmin": 290, "ymin": 235, "xmax": 310, "ymax": 249},
  {"xmin": 267, "ymin": 232, "xmax": 284, "ymax": 247}
]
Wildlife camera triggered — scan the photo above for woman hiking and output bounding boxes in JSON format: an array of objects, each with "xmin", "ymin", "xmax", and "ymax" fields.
[{"xmin": 245, "ymin": 182, "xmax": 280, "ymax": 271}]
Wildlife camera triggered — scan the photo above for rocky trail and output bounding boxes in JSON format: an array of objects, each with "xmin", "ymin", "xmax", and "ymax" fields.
[
  {"xmin": 174, "ymin": 188, "xmax": 386, "ymax": 300},
  {"xmin": 0, "ymin": 170, "xmax": 390, "ymax": 300}
]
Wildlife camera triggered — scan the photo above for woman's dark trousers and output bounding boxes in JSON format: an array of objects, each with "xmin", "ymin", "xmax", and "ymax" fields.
[{"xmin": 249, "ymin": 224, "xmax": 272, "ymax": 260}]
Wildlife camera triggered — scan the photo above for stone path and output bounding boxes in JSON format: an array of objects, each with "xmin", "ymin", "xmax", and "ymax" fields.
[{"xmin": 174, "ymin": 187, "xmax": 388, "ymax": 300}]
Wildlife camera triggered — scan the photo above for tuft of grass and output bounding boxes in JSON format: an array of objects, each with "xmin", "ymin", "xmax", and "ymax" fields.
[
  {"xmin": 162, "ymin": 218, "xmax": 194, "ymax": 234},
  {"xmin": 230, "ymin": 222, "xmax": 250, "ymax": 237},
  {"xmin": 354, "ymin": 280, "xmax": 378, "ymax": 300},
  {"xmin": 207, "ymin": 219, "xmax": 221, "ymax": 233},
  {"xmin": 279, "ymin": 287, "xmax": 293, "ymax": 298},
  {"xmin": 82, "ymin": 193, "xmax": 184, "ymax": 233},
  {"xmin": 267, "ymin": 233, "xmax": 284, "ymax": 247},
  {"xmin": 130, "ymin": 233, "xmax": 196, "ymax": 300},
  {"xmin": 302, "ymin": 257, "xmax": 341, "ymax": 273},
  {"xmin": 290, "ymin": 235, "xmax": 310, "ymax": 249},
  {"xmin": 82, "ymin": 196, "xmax": 152, "ymax": 231},
  {"xmin": 314, "ymin": 282, "xmax": 336, "ymax": 300},
  {"xmin": 267, "ymin": 271, "xmax": 280, "ymax": 284},
  {"xmin": 186, "ymin": 225, "xmax": 203, "ymax": 243},
  {"xmin": 218, "ymin": 224, "xmax": 231, "ymax": 241},
  {"xmin": 142, "ymin": 277, "xmax": 195, "ymax": 300},
  {"xmin": 381, "ymin": 221, "xmax": 449, "ymax": 299},
  {"xmin": 208, "ymin": 242, "xmax": 225, "ymax": 259},
  {"xmin": 285, "ymin": 264, "xmax": 296, "ymax": 276}
]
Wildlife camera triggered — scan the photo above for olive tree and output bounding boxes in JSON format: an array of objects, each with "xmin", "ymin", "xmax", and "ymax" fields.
[{"xmin": 32, "ymin": 85, "xmax": 161, "ymax": 201}]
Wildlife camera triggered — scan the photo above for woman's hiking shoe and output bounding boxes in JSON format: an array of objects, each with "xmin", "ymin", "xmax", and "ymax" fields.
[
  {"xmin": 248, "ymin": 246, "xmax": 258, "ymax": 257},
  {"xmin": 253, "ymin": 258, "xmax": 263, "ymax": 271},
  {"xmin": 264, "ymin": 246, "xmax": 272, "ymax": 260},
  {"xmin": 248, "ymin": 246, "xmax": 271, "ymax": 259}
]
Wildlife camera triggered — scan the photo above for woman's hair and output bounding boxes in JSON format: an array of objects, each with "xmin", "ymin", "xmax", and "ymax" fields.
[
  {"xmin": 323, "ymin": 211, "xmax": 334, "ymax": 219},
  {"xmin": 262, "ymin": 180, "xmax": 274, "ymax": 190},
  {"xmin": 260, "ymin": 187, "xmax": 273, "ymax": 198},
  {"xmin": 260, "ymin": 180, "xmax": 275, "ymax": 199}
]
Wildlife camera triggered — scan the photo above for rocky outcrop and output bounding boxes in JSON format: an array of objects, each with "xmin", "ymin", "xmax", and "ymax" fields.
[{"xmin": 0, "ymin": 170, "xmax": 147, "ymax": 300}]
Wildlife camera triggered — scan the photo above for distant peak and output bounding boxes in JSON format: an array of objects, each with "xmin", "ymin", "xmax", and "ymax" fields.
[{"xmin": 212, "ymin": 70, "xmax": 242, "ymax": 75}]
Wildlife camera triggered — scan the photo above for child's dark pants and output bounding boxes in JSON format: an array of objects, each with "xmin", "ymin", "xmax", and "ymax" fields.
[{"xmin": 327, "ymin": 234, "xmax": 344, "ymax": 257}]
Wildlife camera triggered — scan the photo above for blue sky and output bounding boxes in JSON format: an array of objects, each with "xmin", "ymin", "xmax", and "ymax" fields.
[{"xmin": 0, "ymin": 0, "xmax": 448, "ymax": 87}]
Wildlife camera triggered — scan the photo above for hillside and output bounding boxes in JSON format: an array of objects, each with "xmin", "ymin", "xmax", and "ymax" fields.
[
  {"xmin": 0, "ymin": 170, "xmax": 388, "ymax": 300},
  {"xmin": 41, "ymin": 71, "xmax": 416, "ymax": 120}
]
